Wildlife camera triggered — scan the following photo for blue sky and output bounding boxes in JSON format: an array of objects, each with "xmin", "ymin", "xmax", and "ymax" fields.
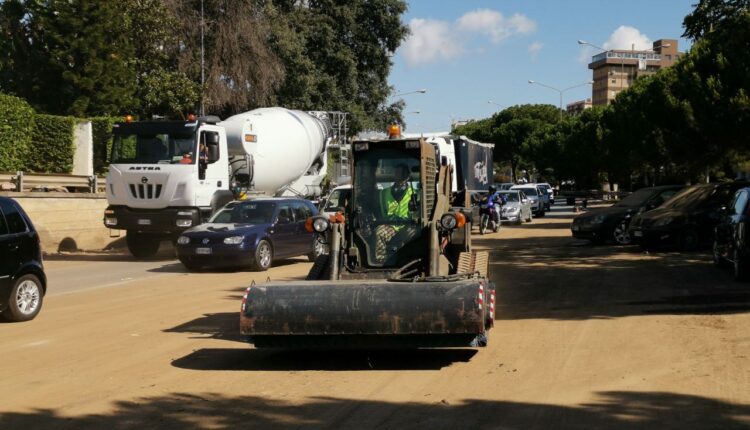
[{"xmin": 389, "ymin": 0, "xmax": 696, "ymax": 133}]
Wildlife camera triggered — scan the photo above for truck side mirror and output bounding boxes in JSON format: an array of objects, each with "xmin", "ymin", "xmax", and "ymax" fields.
[{"xmin": 201, "ymin": 131, "xmax": 220, "ymax": 163}]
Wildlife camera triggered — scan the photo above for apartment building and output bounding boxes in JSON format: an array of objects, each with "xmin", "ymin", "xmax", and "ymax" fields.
[{"xmin": 588, "ymin": 39, "xmax": 682, "ymax": 106}]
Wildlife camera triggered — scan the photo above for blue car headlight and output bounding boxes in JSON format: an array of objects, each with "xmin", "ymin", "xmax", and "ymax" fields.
[
  {"xmin": 591, "ymin": 214, "xmax": 607, "ymax": 224},
  {"xmin": 223, "ymin": 236, "xmax": 244, "ymax": 245},
  {"xmin": 176, "ymin": 236, "xmax": 190, "ymax": 245},
  {"xmin": 653, "ymin": 217, "xmax": 675, "ymax": 227}
]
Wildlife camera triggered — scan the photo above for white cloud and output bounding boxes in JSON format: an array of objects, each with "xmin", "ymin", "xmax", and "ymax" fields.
[
  {"xmin": 577, "ymin": 25, "xmax": 652, "ymax": 64},
  {"xmin": 401, "ymin": 9, "xmax": 536, "ymax": 67},
  {"xmin": 401, "ymin": 18, "xmax": 464, "ymax": 67},
  {"xmin": 528, "ymin": 42, "xmax": 543, "ymax": 61},
  {"xmin": 603, "ymin": 25, "xmax": 652, "ymax": 50},
  {"xmin": 457, "ymin": 9, "xmax": 536, "ymax": 43}
]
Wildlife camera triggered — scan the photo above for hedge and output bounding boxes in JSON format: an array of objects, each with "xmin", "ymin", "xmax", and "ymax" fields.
[
  {"xmin": 0, "ymin": 93, "xmax": 34, "ymax": 172},
  {"xmin": 90, "ymin": 116, "xmax": 117, "ymax": 174},
  {"xmin": 27, "ymin": 114, "xmax": 76, "ymax": 173}
]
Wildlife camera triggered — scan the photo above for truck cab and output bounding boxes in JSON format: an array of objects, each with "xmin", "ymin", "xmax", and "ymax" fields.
[{"xmin": 104, "ymin": 117, "xmax": 235, "ymax": 258}]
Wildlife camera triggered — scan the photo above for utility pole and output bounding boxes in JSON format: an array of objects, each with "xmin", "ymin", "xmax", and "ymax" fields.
[{"xmin": 200, "ymin": 0, "xmax": 205, "ymax": 117}]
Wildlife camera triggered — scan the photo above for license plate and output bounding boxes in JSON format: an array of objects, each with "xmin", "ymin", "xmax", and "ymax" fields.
[
  {"xmin": 633, "ymin": 231, "xmax": 643, "ymax": 237},
  {"xmin": 138, "ymin": 219, "xmax": 151, "ymax": 225},
  {"xmin": 196, "ymin": 247, "xmax": 212, "ymax": 255}
]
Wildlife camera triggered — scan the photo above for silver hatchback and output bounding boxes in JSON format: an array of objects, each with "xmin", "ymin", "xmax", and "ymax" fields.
[{"xmin": 499, "ymin": 190, "xmax": 533, "ymax": 224}]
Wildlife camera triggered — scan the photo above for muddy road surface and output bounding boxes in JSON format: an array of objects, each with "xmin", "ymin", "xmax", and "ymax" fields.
[{"xmin": 1, "ymin": 206, "xmax": 748, "ymax": 429}]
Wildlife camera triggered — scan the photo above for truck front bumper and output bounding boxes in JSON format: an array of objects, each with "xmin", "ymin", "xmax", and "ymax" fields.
[{"xmin": 103, "ymin": 205, "xmax": 202, "ymax": 235}]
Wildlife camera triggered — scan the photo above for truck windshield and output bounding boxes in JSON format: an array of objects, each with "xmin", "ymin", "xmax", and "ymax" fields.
[
  {"xmin": 111, "ymin": 132, "xmax": 197, "ymax": 165},
  {"xmin": 351, "ymin": 148, "xmax": 423, "ymax": 267}
]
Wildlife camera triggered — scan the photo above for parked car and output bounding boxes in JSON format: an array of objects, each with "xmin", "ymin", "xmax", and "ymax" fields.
[
  {"xmin": 629, "ymin": 182, "xmax": 750, "ymax": 250},
  {"xmin": 0, "ymin": 197, "xmax": 46, "ymax": 322},
  {"xmin": 571, "ymin": 185, "xmax": 683, "ymax": 244},
  {"xmin": 713, "ymin": 187, "xmax": 750, "ymax": 280},
  {"xmin": 533, "ymin": 184, "xmax": 552, "ymax": 211},
  {"xmin": 537, "ymin": 182, "xmax": 555, "ymax": 205},
  {"xmin": 319, "ymin": 185, "xmax": 351, "ymax": 218},
  {"xmin": 175, "ymin": 198, "xmax": 322, "ymax": 271},
  {"xmin": 511, "ymin": 185, "xmax": 545, "ymax": 216},
  {"xmin": 499, "ymin": 190, "xmax": 533, "ymax": 224}
]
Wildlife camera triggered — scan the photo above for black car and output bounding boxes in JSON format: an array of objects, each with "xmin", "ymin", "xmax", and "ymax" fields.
[
  {"xmin": 0, "ymin": 197, "xmax": 46, "ymax": 322},
  {"xmin": 175, "ymin": 198, "xmax": 321, "ymax": 271},
  {"xmin": 571, "ymin": 185, "xmax": 683, "ymax": 244},
  {"xmin": 713, "ymin": 187, "xmax": 750, "ymax": 280},
  {"xmin": 629, "ymin": 182, "xmax": 750, "ymax": 250}
]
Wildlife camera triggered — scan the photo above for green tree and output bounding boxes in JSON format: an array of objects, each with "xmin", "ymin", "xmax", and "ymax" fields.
[
  {"xmin": 683, "ymin": 0, "xmax": 750, "ymax": 40},
  {"xmin": 264, "ymin": 0, "xmax": 409, "ymax": 133},
  {"xmin": 0, "ymin": 1, "xmax": 137, "ymax": 116},
  {"xmin": 124, "ymin": 0, "xmax": 200, "ymax": 118}
]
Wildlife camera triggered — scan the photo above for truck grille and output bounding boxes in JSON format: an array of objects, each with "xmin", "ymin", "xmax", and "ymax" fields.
[{"xmin": 129, "ymin": 183, "xmax": 163, "ymax": 199}]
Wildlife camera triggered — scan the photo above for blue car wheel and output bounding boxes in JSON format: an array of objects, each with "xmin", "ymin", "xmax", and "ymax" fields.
[{"xmin": 251, "ymin": 239, "xmax": 273, "ymax": 271}]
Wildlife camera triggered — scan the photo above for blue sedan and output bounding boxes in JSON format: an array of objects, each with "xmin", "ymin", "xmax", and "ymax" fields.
[{"xmin": 175, "ymin": 198, "xmax": 321, "ymax": 271}]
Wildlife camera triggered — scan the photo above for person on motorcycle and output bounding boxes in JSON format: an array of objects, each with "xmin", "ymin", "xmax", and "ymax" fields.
[{"xmin": 485, "ymin": 186, "xmax": 503, "ymax": 225}]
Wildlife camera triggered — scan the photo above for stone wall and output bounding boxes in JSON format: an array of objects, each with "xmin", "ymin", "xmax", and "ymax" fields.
[{"xmin": 1, "ymin": 192, "xmax": 122, "ymax": 252}]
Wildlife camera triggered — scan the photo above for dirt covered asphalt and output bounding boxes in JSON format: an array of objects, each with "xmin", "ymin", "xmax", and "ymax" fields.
[{"xmin": 1, "ymin": 205, "xmax": 749, "ymax": 429}]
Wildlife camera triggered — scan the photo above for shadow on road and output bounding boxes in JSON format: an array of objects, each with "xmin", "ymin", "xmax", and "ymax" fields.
[
  {"xmin": 171, "ymin": 348, "xmax": 477, "ymax": 372},
  {"xmin": 475, "ymin": 213, "xmax": 750, "ymax": 321},
  {"xmin": 165, "ymin": 312, "xmax": 243, "ymax": 342},
  {"xmin": 1, "ymin": 390, "xmax": 747, "ymax": 429},
  {"xmin": 148, "ymin": 258, "xmax": 308, "ymax": 274}
]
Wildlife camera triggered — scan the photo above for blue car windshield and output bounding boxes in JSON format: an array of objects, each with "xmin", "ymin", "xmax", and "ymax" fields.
[{"xmin": 210, "ymin": 201, "xmax": 276, "ymax": 224}]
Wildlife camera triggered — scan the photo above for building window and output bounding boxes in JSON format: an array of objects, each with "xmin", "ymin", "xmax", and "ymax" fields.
[
  {"xmin": 665, "ymin": 54, "xmax": 672, "ymax": 61},
  {"xmin": 611, "ymin": 79, "xmax": 616, "ymax": 84}
]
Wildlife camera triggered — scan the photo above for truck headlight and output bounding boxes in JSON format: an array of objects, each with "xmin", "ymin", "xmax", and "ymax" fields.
[
  {"xmin": 224, "ymin": 236, "xmax": 244, "ymax": 245},
  {"xmin": 105, "ymin": 217, "xmax": 118, "ymax": 226},
  {"xmin": 176, "ymin": 236, "xmax": 190, "ymax": 245},
  {"xmin": 176, "ymin": 219, "xmax": 193, "ymax": 228},
  {"xmin": 313, "ymin": 217, "xmax": 330, "ymax": 232}
]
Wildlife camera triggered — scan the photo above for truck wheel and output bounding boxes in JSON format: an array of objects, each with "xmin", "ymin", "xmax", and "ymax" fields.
[
  {"xmin": 251, "ymin": 239, "xmax": 273, "ymax": 271},
  {"xmin": 2, "ymin": 274, "xmax": 43, "ymax": 322},
  {"xmin": 126, "ymin": 232, "xmax": 160, "ymax": 260}
]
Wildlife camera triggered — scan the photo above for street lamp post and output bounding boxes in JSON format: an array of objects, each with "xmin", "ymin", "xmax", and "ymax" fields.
[
  {"xmin": 391, "ymin": 89, "xmax": 427, "ymax": 99},
  {"xmin": 527, "ymin": 80, "xmax": 593, "ymax": 120}
]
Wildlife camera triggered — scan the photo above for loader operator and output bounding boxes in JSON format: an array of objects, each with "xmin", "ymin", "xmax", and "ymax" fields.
[{"xmin": 374, "ymin": 163, "xmax": 418, "ymax": 263}]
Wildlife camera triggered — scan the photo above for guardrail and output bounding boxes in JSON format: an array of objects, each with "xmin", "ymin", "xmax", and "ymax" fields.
[{"xmin": 0, "ymin": 171, "xmax": 105, "ymax": 193}]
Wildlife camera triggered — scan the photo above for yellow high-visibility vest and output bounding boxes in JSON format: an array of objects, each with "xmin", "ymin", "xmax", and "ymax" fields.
[{"xmin": 380, "ymin": 185, "xmax": 414, "ymax": 219}]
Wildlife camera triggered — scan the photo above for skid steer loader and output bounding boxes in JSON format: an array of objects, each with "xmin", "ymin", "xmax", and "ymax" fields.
[{"xmin": 240, "ymin": 132, "xmax": 495, "ymax": 349}]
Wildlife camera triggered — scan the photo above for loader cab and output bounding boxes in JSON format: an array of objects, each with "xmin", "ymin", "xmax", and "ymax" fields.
[{"xmin": 349, "ymin": 138, "xmax": 437, "ymax": 269}]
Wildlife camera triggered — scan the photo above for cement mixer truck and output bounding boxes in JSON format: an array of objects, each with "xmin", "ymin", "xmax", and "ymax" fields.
[{"xmin": 103, "ymin": 107, "xmax": 330, "ymax": 258}]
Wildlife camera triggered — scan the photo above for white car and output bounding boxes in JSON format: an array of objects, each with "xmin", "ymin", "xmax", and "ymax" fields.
[
  {"xmin": 319, "ymin": 185, "xmax": 351, "ymax": 218},
  {"xmin": 535, "ymin": 182, "xmax": 555, "ymax": 206},
  {"xmin": 511, "ymin": 185, "xmax": 545, "ymax": 216}
]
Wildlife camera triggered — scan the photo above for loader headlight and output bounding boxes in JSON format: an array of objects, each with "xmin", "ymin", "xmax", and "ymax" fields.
[
  {"xmin": 176, "ymin": 236, "xmax": 190, "ymax": 245},
  {"xmin": 313, "ymin": 217, "xmax": 330, "ymax": 232},
  {"xmin": 440, "ymin": 213, "xmax": 457, "ymax": 229},
  {"xmin": 440, "ymin": 212, "xmax": 466, "ymax": 230},
  {"xmin": 105, "ymin": 217, "xmax": 118, "ymax": 226}
]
